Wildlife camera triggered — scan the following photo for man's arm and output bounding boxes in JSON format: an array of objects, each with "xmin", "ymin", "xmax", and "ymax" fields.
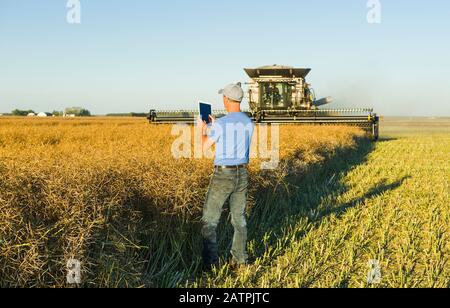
[
  {"xmin": 197, "ymin": 116, "xmax": 217, "ymax": 152},
  {"xmin": 202, "ymin": 134, "xmax": 215, "ymax": 152}
]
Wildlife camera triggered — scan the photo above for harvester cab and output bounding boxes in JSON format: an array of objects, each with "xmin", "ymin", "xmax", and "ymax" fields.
[
  {"xmin": 245, "ymin": 65, "xmax": 333, "ymax": 119},
  {"xmin": 148, "ymin": 65, "xmax": 380, "ymax": 140}
]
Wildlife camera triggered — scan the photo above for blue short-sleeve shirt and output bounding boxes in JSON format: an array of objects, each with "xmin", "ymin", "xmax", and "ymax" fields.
[{"xmin": 208, "ymin": 112, "xmax": 254, "ymax": 166}]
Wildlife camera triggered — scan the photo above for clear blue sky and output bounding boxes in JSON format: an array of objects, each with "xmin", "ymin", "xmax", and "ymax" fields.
[{"xmin": 0, "ymin": 0, "xmax": 449, "ymax": 116}]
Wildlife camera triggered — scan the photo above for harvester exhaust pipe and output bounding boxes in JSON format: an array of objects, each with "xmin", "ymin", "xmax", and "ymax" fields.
[{"xmin": 313, "ymin": 96, "xmax": 333, "ymax": 107}]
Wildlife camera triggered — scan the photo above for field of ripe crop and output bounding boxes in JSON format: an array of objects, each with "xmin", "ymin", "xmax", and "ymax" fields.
[
  {"xmin": 0, "ymin": 117, "xmax": 364, "ymax": 287},
  {"xmin": 0, "ymin": 117, "xmax": 448, "ymax": 288}
]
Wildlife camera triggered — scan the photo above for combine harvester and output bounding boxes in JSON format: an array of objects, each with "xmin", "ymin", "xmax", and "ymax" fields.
[{"xmin": 148, "ymin": 65, "xmax": 380, "ymax": 140}]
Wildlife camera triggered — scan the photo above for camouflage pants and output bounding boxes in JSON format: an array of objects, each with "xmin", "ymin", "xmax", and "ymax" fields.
[{"xmin": 201, "ymin": 167, "xmax": 249, "ymax": 265}]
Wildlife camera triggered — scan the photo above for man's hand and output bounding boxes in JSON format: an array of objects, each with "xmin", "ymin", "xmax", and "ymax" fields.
[{"xmin": 209, "ymin": 115, "xmax": 216, "ymax": 125}]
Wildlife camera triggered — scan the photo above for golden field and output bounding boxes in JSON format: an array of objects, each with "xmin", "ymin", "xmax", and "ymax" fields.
[
  {"xmin": 0, "ymin": 117, "xmax": 363, "ymax": 287},
  {"xmin": 0, "ymin": 117, "xmax": 448, "ymax": 288}
]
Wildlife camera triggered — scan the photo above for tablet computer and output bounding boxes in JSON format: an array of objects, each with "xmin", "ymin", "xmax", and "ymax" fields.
[{"xmin": 199, "ymin": 102, "xmax": 212, "ymax": 124}]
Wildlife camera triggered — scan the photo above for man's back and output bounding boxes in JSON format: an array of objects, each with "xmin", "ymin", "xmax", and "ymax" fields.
[{"xmin": 209, "ymin": 112, "xmax": 254, "ymax": 166}]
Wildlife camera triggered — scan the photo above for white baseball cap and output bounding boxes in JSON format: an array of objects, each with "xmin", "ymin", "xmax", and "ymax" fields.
[{"xmin": 218, "ymin": 83, "xmax": 244, "ymax": 102}]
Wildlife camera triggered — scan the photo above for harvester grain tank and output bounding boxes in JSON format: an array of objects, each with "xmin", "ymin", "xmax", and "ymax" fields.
[{"xmin": 148, "ymin": 65, "xmax": 380, "ymax": 140}]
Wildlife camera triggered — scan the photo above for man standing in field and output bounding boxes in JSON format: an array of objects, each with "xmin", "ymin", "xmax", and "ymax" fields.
[{"xmin": 197, "ymin": 83, "xmax": 254, "ymax": 269}]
